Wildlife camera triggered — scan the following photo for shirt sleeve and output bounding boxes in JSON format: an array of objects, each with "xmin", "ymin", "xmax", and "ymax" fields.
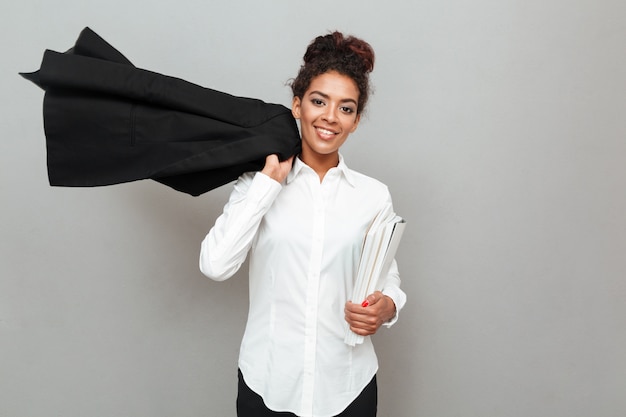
[
  {"xmin": 377, "ymin": 189, "xmax": 407, "ymax": 328},
  {"xmin": 381, "ymin": 258, "xmax": 407, "ymax": 327},
  {"xmin": 199, "ymin": 171, "xmax": 282, "ymax": 281}
]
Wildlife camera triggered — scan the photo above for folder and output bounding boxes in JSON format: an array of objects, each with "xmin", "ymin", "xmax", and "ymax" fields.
[{"xmin": 345, "ymin": 211, "xmax": 406, "ymax": 346}]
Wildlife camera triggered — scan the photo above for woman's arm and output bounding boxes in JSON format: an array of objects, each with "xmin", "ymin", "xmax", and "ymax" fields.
[
  {"xmin": 344, "ymin": 259, "xmax": 407, "ymax": 336},
  {"xmin": 199, "ymin": 155, "xmax": 293, "ymax": 281},
  {"xmin": 344, "ymin": 188, "xmax": 407, "ymax": 336}
]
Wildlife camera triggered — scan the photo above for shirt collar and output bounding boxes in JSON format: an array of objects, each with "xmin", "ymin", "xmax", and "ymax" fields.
[{"xmin": 287, "ymin": 154, "xmax": 355, "ymax": 187}]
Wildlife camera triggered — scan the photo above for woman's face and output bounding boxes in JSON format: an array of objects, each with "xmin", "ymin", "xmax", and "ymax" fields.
[{"xmin": 292, "ymin": 71, "xmax": 361, "ymax": 164}]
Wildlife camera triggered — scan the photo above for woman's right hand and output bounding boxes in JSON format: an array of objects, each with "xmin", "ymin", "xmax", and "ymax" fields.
[{"xmin": 261, "ymin": 154, "xmax": 294, "ymax": 183}]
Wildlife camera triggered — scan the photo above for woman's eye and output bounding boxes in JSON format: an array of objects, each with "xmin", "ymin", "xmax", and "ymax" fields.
[
  {"xmin": 311, "ymin": 98, "xmax": 324, "ymax": 106},
  {"xmin": 341, "ymin": 106, "xmax": 355, "ymax": 114}
]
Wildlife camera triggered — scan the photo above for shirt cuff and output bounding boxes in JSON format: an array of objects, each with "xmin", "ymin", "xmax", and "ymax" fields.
[
  {"xmin": 249, "ymin": 172, "xmax": 283, "ymax": 206},
  {"xmin": 382, "ymin": 287, "xmax": 406, "ymax": 328}
]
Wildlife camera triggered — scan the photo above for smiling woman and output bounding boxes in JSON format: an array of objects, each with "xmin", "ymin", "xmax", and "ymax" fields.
[
  {"xmin": 199, "ymin": 31, "xmax": 406, "ymax": 417},
  {"xmin": 291, "ymin": 71, "xmax": 361, "ymax": 180}
]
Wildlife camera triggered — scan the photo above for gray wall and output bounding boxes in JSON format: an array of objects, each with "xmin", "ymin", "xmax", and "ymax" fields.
[{"xmin": 1, "ymin": 1, "xmax": 625, "ymax": 416}]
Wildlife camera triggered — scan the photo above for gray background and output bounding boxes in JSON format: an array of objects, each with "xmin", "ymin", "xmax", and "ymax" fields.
[{"xmin": 1, "ymin": 1, "xmax": 625, "ymax": 416}]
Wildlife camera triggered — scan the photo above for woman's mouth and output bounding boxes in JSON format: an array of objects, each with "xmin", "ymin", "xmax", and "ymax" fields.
[{"xmin": 316, "ymin": 127, "xmax": 338, "ymax": 140}]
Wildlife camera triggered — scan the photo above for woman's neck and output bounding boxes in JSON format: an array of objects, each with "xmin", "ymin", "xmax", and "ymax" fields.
[{"xmin": 300, "ymin": 151, "xmax": 339, "ymax": 182}]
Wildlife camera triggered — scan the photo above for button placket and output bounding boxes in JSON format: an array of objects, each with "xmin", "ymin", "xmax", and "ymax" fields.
[{"xmin": 300, "ymin": 178, "xmax": 325, "ymax": 415}]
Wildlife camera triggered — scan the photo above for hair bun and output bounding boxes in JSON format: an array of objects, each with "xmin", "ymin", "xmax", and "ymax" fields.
[
  {"xmin": 304, "ymin": 32, "xmax": 375, "ymax": 73},
  {"xmin": 291, "ymin": 31, "xmax": 376, "ymax": 114}
]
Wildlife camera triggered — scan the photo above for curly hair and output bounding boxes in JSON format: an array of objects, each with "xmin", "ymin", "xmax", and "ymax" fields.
[{"xmin": 290, "ymin": 32, "xmax": 375, "ymax": 114}]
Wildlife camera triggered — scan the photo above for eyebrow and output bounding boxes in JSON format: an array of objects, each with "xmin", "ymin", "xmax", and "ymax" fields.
[{"xmin": 308, "ymin": 90, "xmax": 358, "ymax": 106}]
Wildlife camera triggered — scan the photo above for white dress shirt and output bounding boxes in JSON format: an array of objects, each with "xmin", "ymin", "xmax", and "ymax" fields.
[{"xmin": 199, "ymin": 155, "xmax": 406, "ymax": 417}]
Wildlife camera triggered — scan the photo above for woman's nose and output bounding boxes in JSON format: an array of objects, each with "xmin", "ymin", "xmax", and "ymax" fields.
[{"xmin": 322, "ymin": 105, "xmax": 338, "ymax": 122}]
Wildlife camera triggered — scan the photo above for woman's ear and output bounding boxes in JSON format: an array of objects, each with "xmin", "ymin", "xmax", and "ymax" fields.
[{"xmin": 291, "ymin": 96, "xmax": 302, "ymax": 119}]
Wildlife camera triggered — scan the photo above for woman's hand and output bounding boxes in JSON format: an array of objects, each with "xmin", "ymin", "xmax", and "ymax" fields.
[
  {"xmin": 261, "ymin": 154, "xmax": 294, "ymax": 183},
  {"xmin": 344, "ymin": 291, "xmax": 397, "ymax": 336}
]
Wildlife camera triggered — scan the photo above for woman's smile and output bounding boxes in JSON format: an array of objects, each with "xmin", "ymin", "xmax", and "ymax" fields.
[
  {"xmin": 292, "ymin": 70, "xmax": 361, "ymax": 174},
  {"xmin": 315, "ymin": 126, "xmax": 339, "ymax": 140}
]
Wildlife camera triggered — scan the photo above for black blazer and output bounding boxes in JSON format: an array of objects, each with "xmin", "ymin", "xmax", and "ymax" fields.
[{"xmin": 21, "ymin": 27, "xmax": 301, "ymax": 196}]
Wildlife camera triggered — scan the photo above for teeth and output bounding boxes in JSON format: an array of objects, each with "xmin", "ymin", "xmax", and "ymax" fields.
[{"xmin": 317, "ymin": 128, "xmax": 336, "ymax": 135}]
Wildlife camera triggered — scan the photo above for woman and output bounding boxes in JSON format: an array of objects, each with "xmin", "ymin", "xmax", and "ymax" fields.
[{"xmin": 199, "ymin": 31, "xmax": 406, "ymax": 417}]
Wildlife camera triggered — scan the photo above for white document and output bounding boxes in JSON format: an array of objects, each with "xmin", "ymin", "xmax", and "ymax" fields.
[{"xmin": 345, "ymin": 212, "xmax": 406, "ymax": 346}]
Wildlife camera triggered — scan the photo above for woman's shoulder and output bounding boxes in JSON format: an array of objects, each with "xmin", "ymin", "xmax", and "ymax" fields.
[
  {"xmin": 344, "ymin": 168, "xmax": 394, "ymax": 212},
  {"xmin": 339, "ymin": 155, "xmax": 388, "ymax": 192},
  {"xmin": 347, "ymin": 167, "xmax": 390, "ymax": 193}
]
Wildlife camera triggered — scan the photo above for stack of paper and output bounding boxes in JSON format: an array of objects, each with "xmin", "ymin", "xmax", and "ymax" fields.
[{"xmin": 345, "ymin": 212, "xmax": 406, "ymax": 346}]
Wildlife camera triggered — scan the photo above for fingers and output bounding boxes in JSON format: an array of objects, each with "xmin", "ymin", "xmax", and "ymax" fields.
[
  {"xmin": 344, "ymin": 299, "xmax": 384, "ymax": 336},
  {"xmin": 361, "ymin": 291, "xmax": 384, "ymax": 307},
  {"xmin": 261, "ymin": 154, "xmax": 294, "ymax": 183},
  {"xmin": 344, "ymin": 292, "xmax": 396, "ymax": 336}
]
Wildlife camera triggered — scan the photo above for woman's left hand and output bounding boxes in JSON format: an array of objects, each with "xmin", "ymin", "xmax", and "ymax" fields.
[{"xmin": 344, "ymin": 291, "xmax": 397, "ymax": 336}]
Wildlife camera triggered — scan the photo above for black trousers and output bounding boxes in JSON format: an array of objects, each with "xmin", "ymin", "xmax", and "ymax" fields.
[{"xmin": 236, "ymin": 369, "xmax": 377, "ymax": 417}]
